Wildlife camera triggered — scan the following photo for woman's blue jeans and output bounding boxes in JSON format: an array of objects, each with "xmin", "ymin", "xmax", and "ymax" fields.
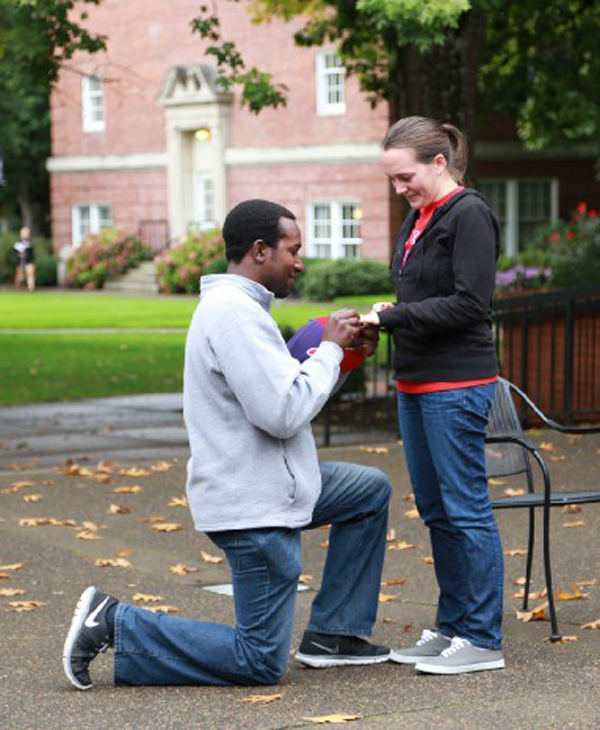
[
  {"xmin": 113, "ymin": 460, "xmax": 391, "ymax": 685},
  {"xmin": 397, "ymin": 384, "xmax": 504, "ymax": 650}
]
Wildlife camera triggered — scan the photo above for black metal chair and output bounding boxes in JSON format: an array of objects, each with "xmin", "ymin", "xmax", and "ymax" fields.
[{"xmin": 486, "ymin": 377, "xmax": 600, "ymax": 641}]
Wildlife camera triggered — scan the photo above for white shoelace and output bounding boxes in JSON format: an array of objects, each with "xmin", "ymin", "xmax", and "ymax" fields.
[
  {"xmin": 416, "ymin": 629, "xmax": 440, "ymax": 646},
  {"xmin": 440, "ymin": 636, "xmax": 470, "ymax": 657}
]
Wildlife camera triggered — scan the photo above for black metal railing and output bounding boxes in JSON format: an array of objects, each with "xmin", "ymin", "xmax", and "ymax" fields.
[{"xmin": 315, "ymin": 285, "xmax": 600, "ymax": 445}]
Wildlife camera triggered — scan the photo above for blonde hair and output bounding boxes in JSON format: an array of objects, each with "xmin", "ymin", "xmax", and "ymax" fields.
[{"xmin": 382, "ymin": 116, "xmax": 468, "ymax": 184}]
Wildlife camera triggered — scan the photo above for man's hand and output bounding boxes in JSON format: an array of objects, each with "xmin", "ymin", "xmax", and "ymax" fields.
[
  {"xmin": 360, "ymin": 301, "xmax": 395, "ymax": 326},
  {"xmin": 322, "ymin": 309, "xmax": 361, "ymax": 350},
  {"xmin": 358, "ymin": 324, "xmax": 379, "ymax": 358}
]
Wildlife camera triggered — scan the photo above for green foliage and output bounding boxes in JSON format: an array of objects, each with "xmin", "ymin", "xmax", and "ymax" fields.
[
  {"xmin": 35, "ymin": 254, "xmax": 58, "ymax": 287},
  {"xmin": 0, "ymin": 0, "xmax": 106, "ymax": 231},
  {"xmin": 527, "ymin": 203, "xmax": 600, "ymax": 289},
  {"xmin": 155, "ymin": 230, "xmax": 225, "ymax": 294},
  {"xmin": 190, "ymin": 5, "xmax": 287, "ymax": 114},
  {"xmin": 296, "ymin": 258, "xmax": 391, "ymax": 301},
  {"xmin": 66, "ymin": 228, "xmax": 149, "ymax": 289}
]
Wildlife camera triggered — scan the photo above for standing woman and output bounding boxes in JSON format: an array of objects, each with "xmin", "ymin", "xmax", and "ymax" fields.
[{"xmin": 363, "ymin": 116, "xmax": 504, "ymax": 674}]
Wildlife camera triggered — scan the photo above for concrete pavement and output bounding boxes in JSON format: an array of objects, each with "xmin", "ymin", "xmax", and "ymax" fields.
[{"xmin": 1, "ymin": 395, "xmax": 600, "ymax": 728}]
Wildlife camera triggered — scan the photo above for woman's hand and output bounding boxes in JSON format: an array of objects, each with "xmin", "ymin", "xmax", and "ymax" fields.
[{"xmin": 360, "ymin": 301, "xmax": 394, "ymax": 326}]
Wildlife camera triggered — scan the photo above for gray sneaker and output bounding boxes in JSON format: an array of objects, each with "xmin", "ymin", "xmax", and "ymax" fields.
[
  {"xmin": 415, "ymin": 636, "xmax": 505, "ymax": 674},
  {"xmin": 390, "ymin": 629, "xmax": 451, "ymax": 665}
]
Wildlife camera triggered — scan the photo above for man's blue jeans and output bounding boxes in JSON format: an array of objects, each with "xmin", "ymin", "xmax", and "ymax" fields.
[
  {"xmin": 113, "ymin": 460, "xmax": 391, "ymax": 685},
  {"xmin": 397, "ymin": 384, "xmax": 503, "ymax": 650}
]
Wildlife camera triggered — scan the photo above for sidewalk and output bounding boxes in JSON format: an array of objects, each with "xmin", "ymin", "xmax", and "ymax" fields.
[{"xmin": 1, "ymin": 396, "xmax": 599, "ymax": 728}]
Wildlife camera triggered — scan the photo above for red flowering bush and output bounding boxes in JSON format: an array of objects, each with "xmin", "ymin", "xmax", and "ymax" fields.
[
  {"xmin": 155, "ymin": 229, "xmax": 226, "ymax": 294},
  {"xmin": 66, "ymin": 228, "xmax": 150, "ymax": 289}
]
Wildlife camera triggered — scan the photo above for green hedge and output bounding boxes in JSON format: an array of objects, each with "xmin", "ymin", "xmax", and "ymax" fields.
[
  {"xmin": 295, "ymin": 258, "xmax": 391, "ymax": 301},
  {"xmin": 155, "ymin": 230, "xmax": 225, "ymax": 294}
]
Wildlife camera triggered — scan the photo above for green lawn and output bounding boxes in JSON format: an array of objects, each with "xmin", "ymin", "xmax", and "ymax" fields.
[{"xmin": 0, "ymin": 290, "xmax": 393, "ymax": 405}]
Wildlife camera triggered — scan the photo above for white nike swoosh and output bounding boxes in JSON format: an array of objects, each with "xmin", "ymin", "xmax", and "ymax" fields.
[
  {"xmin": 84, "ymin": 596, "xmax": 110, "ymax": 628},
  {"xmin": 310, "ymin": 641, "xmax": 340, "ymax": 654}
]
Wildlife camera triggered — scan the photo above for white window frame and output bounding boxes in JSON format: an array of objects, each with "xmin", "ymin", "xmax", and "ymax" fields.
[
  {"xmin": 82, "ymin": 75, "xmax": 106, "ymax": 133},
  {"xmin": 71, "ymin": 204, "xmax": 112, "ymax": 248},
  {"xmin": 306, "ymin": 201, "xmax": 362, "ymax": 259},
  {"xmin": 479, "ymin": 178, "xmax": 559, "ymax": 256},
  {"xmin": 316, "ymin": 49, "xmax": 346, "ymax": 116}
]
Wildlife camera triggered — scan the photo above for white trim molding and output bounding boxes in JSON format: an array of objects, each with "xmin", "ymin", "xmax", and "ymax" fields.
[
  {"xmin": 47, "ymin": 152, "xmax": 167, "ymax": 173},
  {"xmin": 225, "ymin": 143, "xmax": 381, "ymax": 166}
]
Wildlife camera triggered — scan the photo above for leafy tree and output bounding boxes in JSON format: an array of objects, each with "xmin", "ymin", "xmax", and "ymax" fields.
[
  {"xmin": 193, "ymin": 0, "xmax": 600, "ymax": 174},
  {"xmin": 0, "ymin": 0, "xmax": 106, "ymax": 234}
]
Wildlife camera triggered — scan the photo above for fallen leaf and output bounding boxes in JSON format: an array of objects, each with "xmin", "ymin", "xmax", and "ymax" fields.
[
  {"xmin": 356, "ymin": 446, "xmax": 388, "ymax": 454},
  {"xmin": 379, "ymin": 593, "xmax": 399, "ymax": 602},
  {"xmin": 151, "ymin": 523, "xmax": 183, "ymax": 533},
  {"xmin": 75, "ymin": 531, "xmax": 103, "ymax": 540},
  {"xmin": 320, "ymin": 541, "xmax": 329, "ymax": 548},
  {"xmin": 539, "ymin": 442, "xmax": 556, "ymax": 452},
  {"xmin": 420, "ymin": 557, "xmax": 434, "ymax": 565},
  {"xmin": 381, "ymin": 578, "xmax": 406, "ymax": 587},
  {"xmin": 142, "ymin": 604, "xmax": 180, "ymax": 614},
  {"xmin": 514, "ymin": 576, "xmax": 527, "ymax": 586},
  {"xmin": 402, "ymin": 493, "xmax": 415, "ymax": 502},
  {"xmin": 0, "ymin": 588, "xmax": 25, "ymax": 597},
  {"xmin": 9, "ymin": 480, "xmax": 36, "ymax": 489},
  {"xmin": 574, "ymin": 579, "xmax": 598, "ymax": 587},
  {"xmin": 512, "ymin": 589, "xmax": 547, "ymax": 600},
  {"xmin": 141, "ymin": 515, "xmax": 165, "ymax": 523},
  {"xmin": 504, "ymin": 488, "xmax": 526, "ymax": 497},
  {"xmin": 23, "ymin": 494, "xmax": 43, "ymax": 502},
  {"xmin": 201, "ymin": 550, "xmax": 223, "ymax": 564},
  {"xmin": 404, "ymin": 509, "xmax": 420, "ymax": 519},
  {"xmin": 151, "ymin": 461, "xmax": 173, "ymax": 472},
  {"xmin": 19, "ymin": 517, "xmax": 76, "ymax": 527},
  {"xmin": 386, "ymin": 528, "xmax": 396, "ymax": 541},
  {"xmin": 81, "ymin": 521, "xmax": 103, "ymax": 531},
  {"xmin": 0, "ymin": 573, "xmax": 12, "ymax": 580},
  {"xmin": 388, "ymin": 541, "xmax": 418, "ymax": 551},
  {"xmin": 304, "ymin": 715, "xmax": 361, "ymax": 725},
  {"xmin": 108, "ymin": 504, "xmax": 131, "ymax": 515},
  {"xmin": 0, "ymin": 563, "xmax": 24, "ymax": 572},
  {"xmin": 581, "ymin": 619, "xmax": 600, "ymax": 630},
  {"xmin": 544, "ymin": 635, "xmax": 578, "ymax": 644},
  {"xmin": 550, "ymin": 455, "xmax": 566, "ymax": 462},
  {"xmin": 239, "ymin": 694, "xmax": 282, "ymax": 704},
  {"xmin": 94, "ymin": 462, "xmax": 113, "ymax": 475},
  {"xmin": 116, "ymin": 549, "xmax": 132, "ymax": 557},
  {"xmin": 95, "ymin": 558, "xmax": 131, "ymax": 568},
  {"xmin": 119, "ymin": 468, "xmax": 150, "ymax": 477},
  {"xmin": 556, "ymin": 588, "xmax": 589, "ymax": 601},
  {"xmin": 132, "ymin": 593, "xmax": 163, "ymax": 602},
  {"xmin": 516, "ymin": 601, "xmax": 548, "ymax": 622},
  {"xmin": 561, "ymin": 504, "xmax": 583, "ymax": 513},
  {"xmin": 488, "ymin": 478, "xmax": 506, "ymax": 486},
  {"xmin": 505, "ymin": 549, "xmax": 528, "ymax": 557},
  {"xmin": 562, "ymin": 521, "xmax": 585, "ymax": 528},
  {"xmin": 9, "ymin": 601, "xmax": 46, "ymax": 612},
  {"xmin": 93, "ymin": 474, "xmax": 113, "ymax": 484},
  {"xmin": 168, "ymin": 496, "xmax": 188, "ymax": 508},
  {"xmin": 170, "ymin": 563, "xmax": 199, "ymax": 575},
  {"xmin": 113, "ymin": 485, "xmax": 144, "ymax": 494},
  {"xmin": 299, "ymin": 575, "xmax": 313, "ymax": 584}
]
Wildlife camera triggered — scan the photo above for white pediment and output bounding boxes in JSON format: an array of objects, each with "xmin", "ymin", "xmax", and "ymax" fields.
[{"xmin": 158, "ymin": 63, "xmax": 231, "ymax": 106}]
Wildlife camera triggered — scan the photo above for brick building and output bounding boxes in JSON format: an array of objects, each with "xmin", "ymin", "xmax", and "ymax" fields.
[{"xmin": 48, "ymin": 0, "xmax": 600, "ymax": 262}]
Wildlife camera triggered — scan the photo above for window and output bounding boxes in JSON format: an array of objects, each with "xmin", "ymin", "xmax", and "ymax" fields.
[
  {"xmin": 479, "ymin": 179, "xmax": 558, "ymax": 256},
  {"xmin": 82, "ymin": 75, "xmax": 105, "ymax": 132},
  {"xmin": 190, "ymin": 172, "xmax": 215, "ymax": 231},
  {"xmin": 72, "ymin": 204, "xmax": 112, "ymax": 247},
  {"xmin": 307, "ymin": 201, "xmax": 362, "ymax": 258},
  {"xmin": 316, "ymin": 50, "xmax": 346, "ymax": 116}
]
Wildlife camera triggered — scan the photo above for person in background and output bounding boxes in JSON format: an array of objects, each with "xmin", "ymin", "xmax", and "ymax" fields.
[
  {"xmin": 362, "ymin": 116, "xmax": 504, "ymax": 675},
  {"xmin": 62, "ymin": 199, "xmax": 392, "ymax": 690},
  {"xmin": 13, "ymin": 226, "xmax": 35, "ymax": 291}
]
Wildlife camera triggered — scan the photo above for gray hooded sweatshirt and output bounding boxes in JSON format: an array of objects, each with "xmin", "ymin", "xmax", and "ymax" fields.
[{"xmin": 183, "ymin": 274, "xmax": 343, "ymax": 532}]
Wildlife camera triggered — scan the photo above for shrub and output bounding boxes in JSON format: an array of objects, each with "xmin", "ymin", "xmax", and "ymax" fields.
[
  {"xmin": 35, "ymin": 254, "xmax": 58, "ymax": 287},
  {"xmin": 155, "ymin": 230, "xmax": 225, "ymax": 294},
  {"xmin": 295, "ymin": 258, "xmax": 391, "ymax": 301},
  {"xmin": 66, "ymin": 228, "xmax": 149, "ymax": 289}
]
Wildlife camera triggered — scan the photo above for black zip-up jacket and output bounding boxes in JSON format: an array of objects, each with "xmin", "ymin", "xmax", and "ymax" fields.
[{"xmin": 378, "ymin": 188, "xmax": 500, "ymax": 381}]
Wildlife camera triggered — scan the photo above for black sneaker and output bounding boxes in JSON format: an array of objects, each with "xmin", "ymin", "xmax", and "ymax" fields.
[
  {"xmin": 296, "ymin": 630, "xmax": 391, "ymax": 668},
  {"xmin": 63, "ymin": 586, "xmax": 118, "ymax": 690}
]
